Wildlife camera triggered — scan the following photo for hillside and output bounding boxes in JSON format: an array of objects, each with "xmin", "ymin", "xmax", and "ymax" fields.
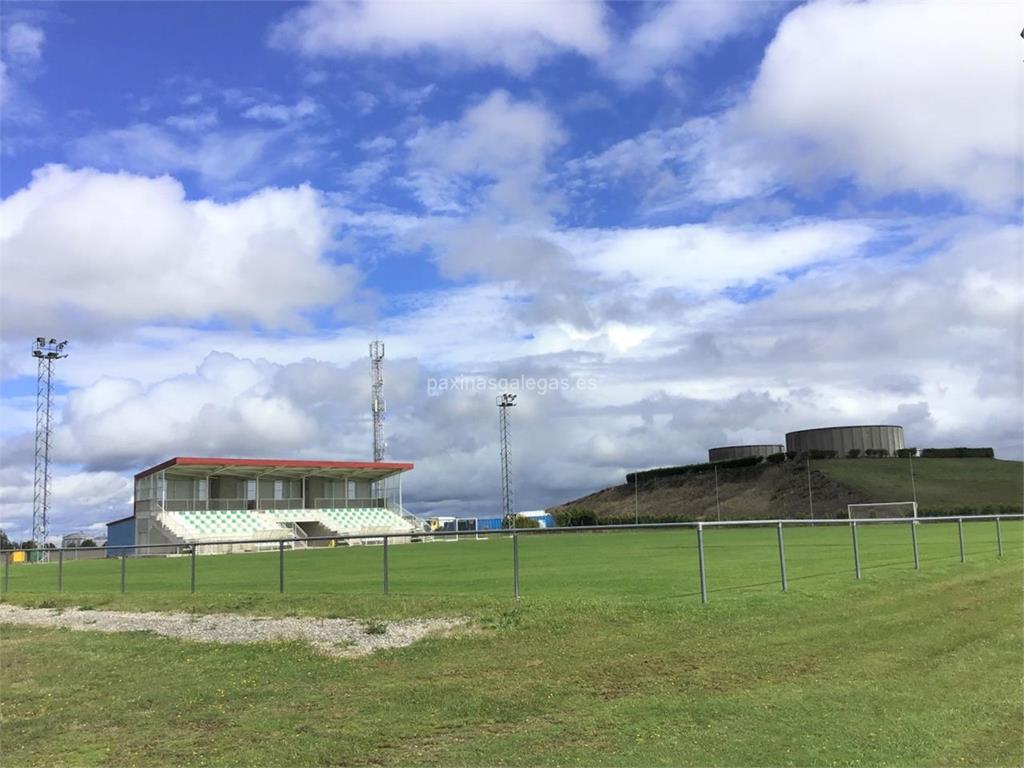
[{"xmin": 552, "ymin": 458, "xmax": 1023, "ymax": 521}]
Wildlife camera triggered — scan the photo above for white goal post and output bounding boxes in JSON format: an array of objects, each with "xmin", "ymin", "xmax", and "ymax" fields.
[{"xmin": 847, "ymin": 501, "xmax": 918, "ymax": 520}]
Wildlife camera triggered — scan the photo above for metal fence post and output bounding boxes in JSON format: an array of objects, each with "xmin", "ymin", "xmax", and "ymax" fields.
[
  {"xmin": 996, "ymin": 517, "xmax": 1003, "ymax": 558},
  {"xmin": 120, "ymin": 555, "xmax": 126, "ymax": 593},
  {"xmin": 383, "ymin": 536, "xmax": 390, "ymax": 595},
  {"xmin": 512, "ymin": 531, "xmax": 520, "ymax": 599},
  {"xmin": 910, "ymin": 521, "xmax": 920, "ymax": 570},
  {"xmin": 697, "ymin": 524, "xmax": 708, "ymax": 604},
  {"xmin": 190, "ymin": 546, "xmax": 196, "ymax": 593},
  {"xmin": 957, "ymin": 518, "xmax": 965, "ymax": 563},
  {"xmin": 58, "ymin": 549, "xmax": 64, "ymax": 593},
  {"xmin": 851, "ymin": 522, "xmax": 862, "ymax": 580},
  {"xmin": 278, "ymin": 541, "xmax": 285, "ymax": 593},
  {"xmin": 776, "ymin": 522, "xmax": 788, "ymax": 592}
]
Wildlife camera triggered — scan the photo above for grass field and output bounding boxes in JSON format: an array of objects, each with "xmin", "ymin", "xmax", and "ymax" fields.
[
  {"xmin": 815, "ymin": 458, "xmax": 1023, "ymax": 510},
  {"xmin": 2, "ymin": 520, "xmax": 1023, "ymax": 766}
]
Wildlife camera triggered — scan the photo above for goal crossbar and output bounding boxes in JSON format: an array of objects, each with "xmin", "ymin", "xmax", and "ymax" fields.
[{"xmin": 847, "ymin": 501, "xmax": 918, "ymax": 520}]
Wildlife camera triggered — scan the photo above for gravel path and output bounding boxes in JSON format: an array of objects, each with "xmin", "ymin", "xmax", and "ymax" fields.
[{"xmin": 0, "ymin": 604, "xmax": 464, "ymax": 657}]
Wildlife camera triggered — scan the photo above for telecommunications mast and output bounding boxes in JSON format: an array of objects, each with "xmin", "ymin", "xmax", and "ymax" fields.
[{"xmin": 370, "ymin": 340, "xmax": 386, "ymax": 462}]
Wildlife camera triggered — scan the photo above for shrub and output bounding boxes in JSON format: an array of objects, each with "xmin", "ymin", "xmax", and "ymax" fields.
[
  {"xmin": 864, "ymin": 449, "xmax": 891, "ymax": 458},
  {"xmin": 502, "ymin": 514, "xmax": 540, "ymax": 529},
  {"xmin": 625, "ymin": 456, "xmax": 763, "ymax": 484},
  {"xmin": 808, "ymin": 449, "xmax": 837, "ymax": 460},
  {"xmin": 920, "ymin": 447, "xmax": 994, "ymax": 458},
  {"xmin": 896, "ymin": 448, "xmax": 918, "ymax": 458},
  {"xmin": 847, "ymin": 449, "xmax": 861, "ymax": 458},
  {"xmin": 552, "ymin": 507, "xmax": 598, "ymax": 527},
  {"xmin": 766, "ymin": 452, "xmax": 786, "ymax": 464},
  {"xmin": 785, "ymin": 451, "xmax": 798, "ymax": 461}
]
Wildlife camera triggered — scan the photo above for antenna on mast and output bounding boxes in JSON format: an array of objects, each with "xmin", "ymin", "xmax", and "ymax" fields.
[{"xmin": 370, "ymin": 340, "xmax": 386, "ymax": 462}]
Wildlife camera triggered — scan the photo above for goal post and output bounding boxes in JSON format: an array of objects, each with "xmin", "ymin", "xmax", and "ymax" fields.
[{"xmin": 847, "ymin": 501, "xmax": 918, "ymax": 521}]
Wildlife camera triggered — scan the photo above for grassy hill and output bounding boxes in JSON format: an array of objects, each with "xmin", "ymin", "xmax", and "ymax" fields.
[{"xmin": 553, "ymin": 457, "xmax": 1023, "ymax": 521}]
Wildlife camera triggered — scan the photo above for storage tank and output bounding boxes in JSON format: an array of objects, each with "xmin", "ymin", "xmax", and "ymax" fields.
[
  {"xmin": 708, "ymin": 444, "xmax": 785, "ymax": 462},
  {"xmin": 785, "ymin": 425, "xmax": 905, "ymax": 456}
]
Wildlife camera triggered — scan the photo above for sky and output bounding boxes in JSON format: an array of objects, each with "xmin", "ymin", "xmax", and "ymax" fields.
[{"xmin": 0, "ymin": 0, "xmax": 1020, "ymax": 541}]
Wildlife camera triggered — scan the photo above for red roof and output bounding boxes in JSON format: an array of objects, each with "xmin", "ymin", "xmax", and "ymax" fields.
[{"xmin": 135, "ymin": 456, "xmax": 414, "ymax": 480}]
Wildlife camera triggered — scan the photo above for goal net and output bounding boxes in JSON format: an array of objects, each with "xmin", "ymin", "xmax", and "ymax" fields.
[{"xmin": 847, "ymin": 501, "xmax": 918, "ymax": 520}]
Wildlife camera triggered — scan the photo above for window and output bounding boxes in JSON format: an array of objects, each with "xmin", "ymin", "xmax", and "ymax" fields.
[
  {"xmin": 274, "ymin": 480, "xmax": 283, "ymax": 500},
  {"xmin": 246, "ymin": 479, "xmax": 256, "ymax": 501},
  {"xmin": 195, "ymin": 478, "xmax": 207, "ymax": 501},
  {"xmin": 348, "ymin": 480, "xmax": 356, "ymax": 499}
]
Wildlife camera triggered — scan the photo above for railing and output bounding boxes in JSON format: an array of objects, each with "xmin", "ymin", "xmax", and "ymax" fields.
[
  {"xmin": 161, "ymin": 499, "xmax": 306, "ymax": 511},
  {"xmin": 1, "ymin": 514, "xmax": 1018, "ymax": 602},
  {"xmin": 312, "ymin": 497, "xmax": 386, "ymax": 509}
]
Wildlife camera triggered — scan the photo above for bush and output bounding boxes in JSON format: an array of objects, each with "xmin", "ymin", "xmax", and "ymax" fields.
[
  {"xmin": 847, "ymin": 449, "xmax": 861, "ymax": 458},
  {"xmin": 502, "ymin": 515, "xmax": 540, "ymax": 529},
  {"xmin": 766, "ymin": 452, "xmax": 786, "ymax": 464},
  {"xmin": 625, "ymin": 456, "xmax": 762, "ymax": 484},
  {"xmin": 80, "ymin": 539, "xmax": 97, "ymax": 548},
  {"xmin": 785, "ymin": 451, "xmax": 798, "ymax": 461},
  {"xmin": 920, "ymin": 447, "xmax": 994, "ymax": 458},
  {"xmin": 864, "ymin": 449, "xmax": 891, "ymax": 458},
  {"xmin": 551, "ymin": 507, "xmax": 598, "ymax": 527},
  {"xmin": 808, "ymin": 449, "xmax": 837, "ymax": 460},
  {"xmin": 918, "ymin": 504, "xmax": 1021, "ymax": 518},
  {"xmin": 896, "ymin": 448, "xmax": 918, "ymax": 458}
]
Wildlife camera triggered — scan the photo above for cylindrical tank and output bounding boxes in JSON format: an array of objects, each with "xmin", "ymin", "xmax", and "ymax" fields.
[
  {"xmin": 785, "ymin": 425, "xmax": 905, "ymax": 456},
  {"xmin": 708, "ymin": 444, "xmax": 785, "ymax": 462}
]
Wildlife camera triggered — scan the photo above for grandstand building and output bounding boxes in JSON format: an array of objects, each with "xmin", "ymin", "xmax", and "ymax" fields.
[{"xmin": 116, "ymin": 457, "xmax": 422, "ymax": 554}]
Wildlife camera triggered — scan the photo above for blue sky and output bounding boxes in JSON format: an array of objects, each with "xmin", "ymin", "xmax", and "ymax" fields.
[{"xmin": 0, "ymin": 1, "xmax": 1019, "ymax": 541}]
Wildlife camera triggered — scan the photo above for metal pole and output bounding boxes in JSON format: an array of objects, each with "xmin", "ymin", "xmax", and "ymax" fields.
[
  {"xmin": 120, "ymin": 555, "xmax": 126, "ymax": 593},
  {"xmin": 806, "ymin": 455, "xmax": 814, "ymax": 517},
  {"xmin": 996, "ymin": 517, "xmax": 1003, "ymax": 558},
  {"xmin": 634, "ymin": 471, "xmax": 639, "ymax": 525},
  {"xmin": 714, "ymin": 465, "xmax": 721, "ymax": 522},
  {"xmin": 696, "ymin": 524, "xmax": 707, "ymax": 604},
  {"xmin": 383, "ymin": 536, "xmax": 390, "ymax": 595},
  {"xmin": 958, "ymin": 518, "xmax": 965, "ymax": 563},
  {"xmin": 58, "ymin": 549, "xmax": 63, "ymax": 592},
  {"xmin": 908, "ymin": 452, "xmax": 918, "ymax": 508},
  {"xmin": 190, "ymin": 546, "xmax": 196, "ymax": 593},
  {"xmin": 3, "ymin": 552, "xmax": 8, "ymax": 593},
  {"xmin": 512, "ymin": 531, "xmax": 520, "ymax": 599},
  {"xmin": 776, "ymin": 522, "xmax": 788, "ymax": 592},
  {"xmin": 851, "ymin": 521, "xmax": 861, "ymax": 580},
  {"xmin": 278, "ymin": 540, "xmax": 285, "ymax": 593},
  {"xmin": 910, "ymin": 521, "xmax": 919, "ymax": 570}
]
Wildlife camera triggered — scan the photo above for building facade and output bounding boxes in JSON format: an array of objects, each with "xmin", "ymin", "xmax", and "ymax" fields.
[{"xmin": 785, "ymin": 425, "xmax": 905, "ymax": 456}]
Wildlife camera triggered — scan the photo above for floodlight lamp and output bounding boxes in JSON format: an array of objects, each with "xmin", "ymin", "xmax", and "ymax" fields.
[{"xmin": 36, "ymin": 337, "xmax": 45, "ymax": 344}]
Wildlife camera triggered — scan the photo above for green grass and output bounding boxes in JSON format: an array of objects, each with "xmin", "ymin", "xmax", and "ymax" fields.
[
  {"xmin": 815, "ymin": 457, "xmax": 1023, "ymax": 510},
  {"xmin": 2, "ymin": 521, "xmax": 1023, "ymax": 766}
]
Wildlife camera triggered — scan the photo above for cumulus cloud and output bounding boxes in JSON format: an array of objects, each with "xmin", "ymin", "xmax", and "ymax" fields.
[
  {"xmin": 269, "ymin": 0, "xmax": 610, "ymax": 74},
  {"xmin": 0, "ymin": 165, "xmax": 356, "ymax": 337},
  {"xmin": 740, "ymin": 0, "xmax": 1018, "ymax": 207}
]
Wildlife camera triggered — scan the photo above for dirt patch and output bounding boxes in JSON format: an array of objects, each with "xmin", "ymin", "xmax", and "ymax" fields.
[{"xmin": 0, "ymin": 604, "xmax": 465, "ymax": 658}]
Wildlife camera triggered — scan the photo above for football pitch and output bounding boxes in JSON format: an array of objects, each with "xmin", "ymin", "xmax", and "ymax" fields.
[{"xmin": 2, "ymin": 520, "xmax": 1022, "ymax": 766}]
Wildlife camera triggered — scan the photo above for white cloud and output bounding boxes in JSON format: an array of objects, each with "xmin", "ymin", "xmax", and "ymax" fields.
[
  {"xmin": 741, "ymin": 0, "xmax": 1018, "ymax": 207},
  {"xmin": 555, "ymin": 219, "xmax": 876, "ymax": 296},
  {"xmin": 270, "ymin": 0, "xmax": 610, "ymax": 74},
  {"xmin": 242, "ymin": 97, "xmax": 318, "ymax": 123},
  {"xmin": 4, "ymin": 22, "xmax": 44, "ymax": 60},
  {"xmin": 0, "ymin": 165, "xmax": 356, "ymax": 337},
  {"xmin": 602, "ymin": 1, "xmax": 773, "ymax": 85},
  {"xmin": 70, "ymin": 123, "xmax": 290, "ymax": 188},
  {"xmin": 406, "ymin": 90, "xmax": 565, "ymax": 216}
]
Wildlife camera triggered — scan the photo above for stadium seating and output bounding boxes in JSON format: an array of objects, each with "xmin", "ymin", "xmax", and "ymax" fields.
[{"xmin": 155, "ymin": 507, "xmax": 414, "ymax": 545}]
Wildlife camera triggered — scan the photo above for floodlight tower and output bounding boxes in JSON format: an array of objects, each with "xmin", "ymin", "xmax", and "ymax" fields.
[
  {"xmin": 32, "ymin": 337, "xmax": 68, "ymax": 554},
  {"xmin": 370, "ymin": 340, "xmax": 386, "ymax": 462},
  {"xmin": 496, "ymin": 393, "xmax": 517, "ymax": 525}
]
